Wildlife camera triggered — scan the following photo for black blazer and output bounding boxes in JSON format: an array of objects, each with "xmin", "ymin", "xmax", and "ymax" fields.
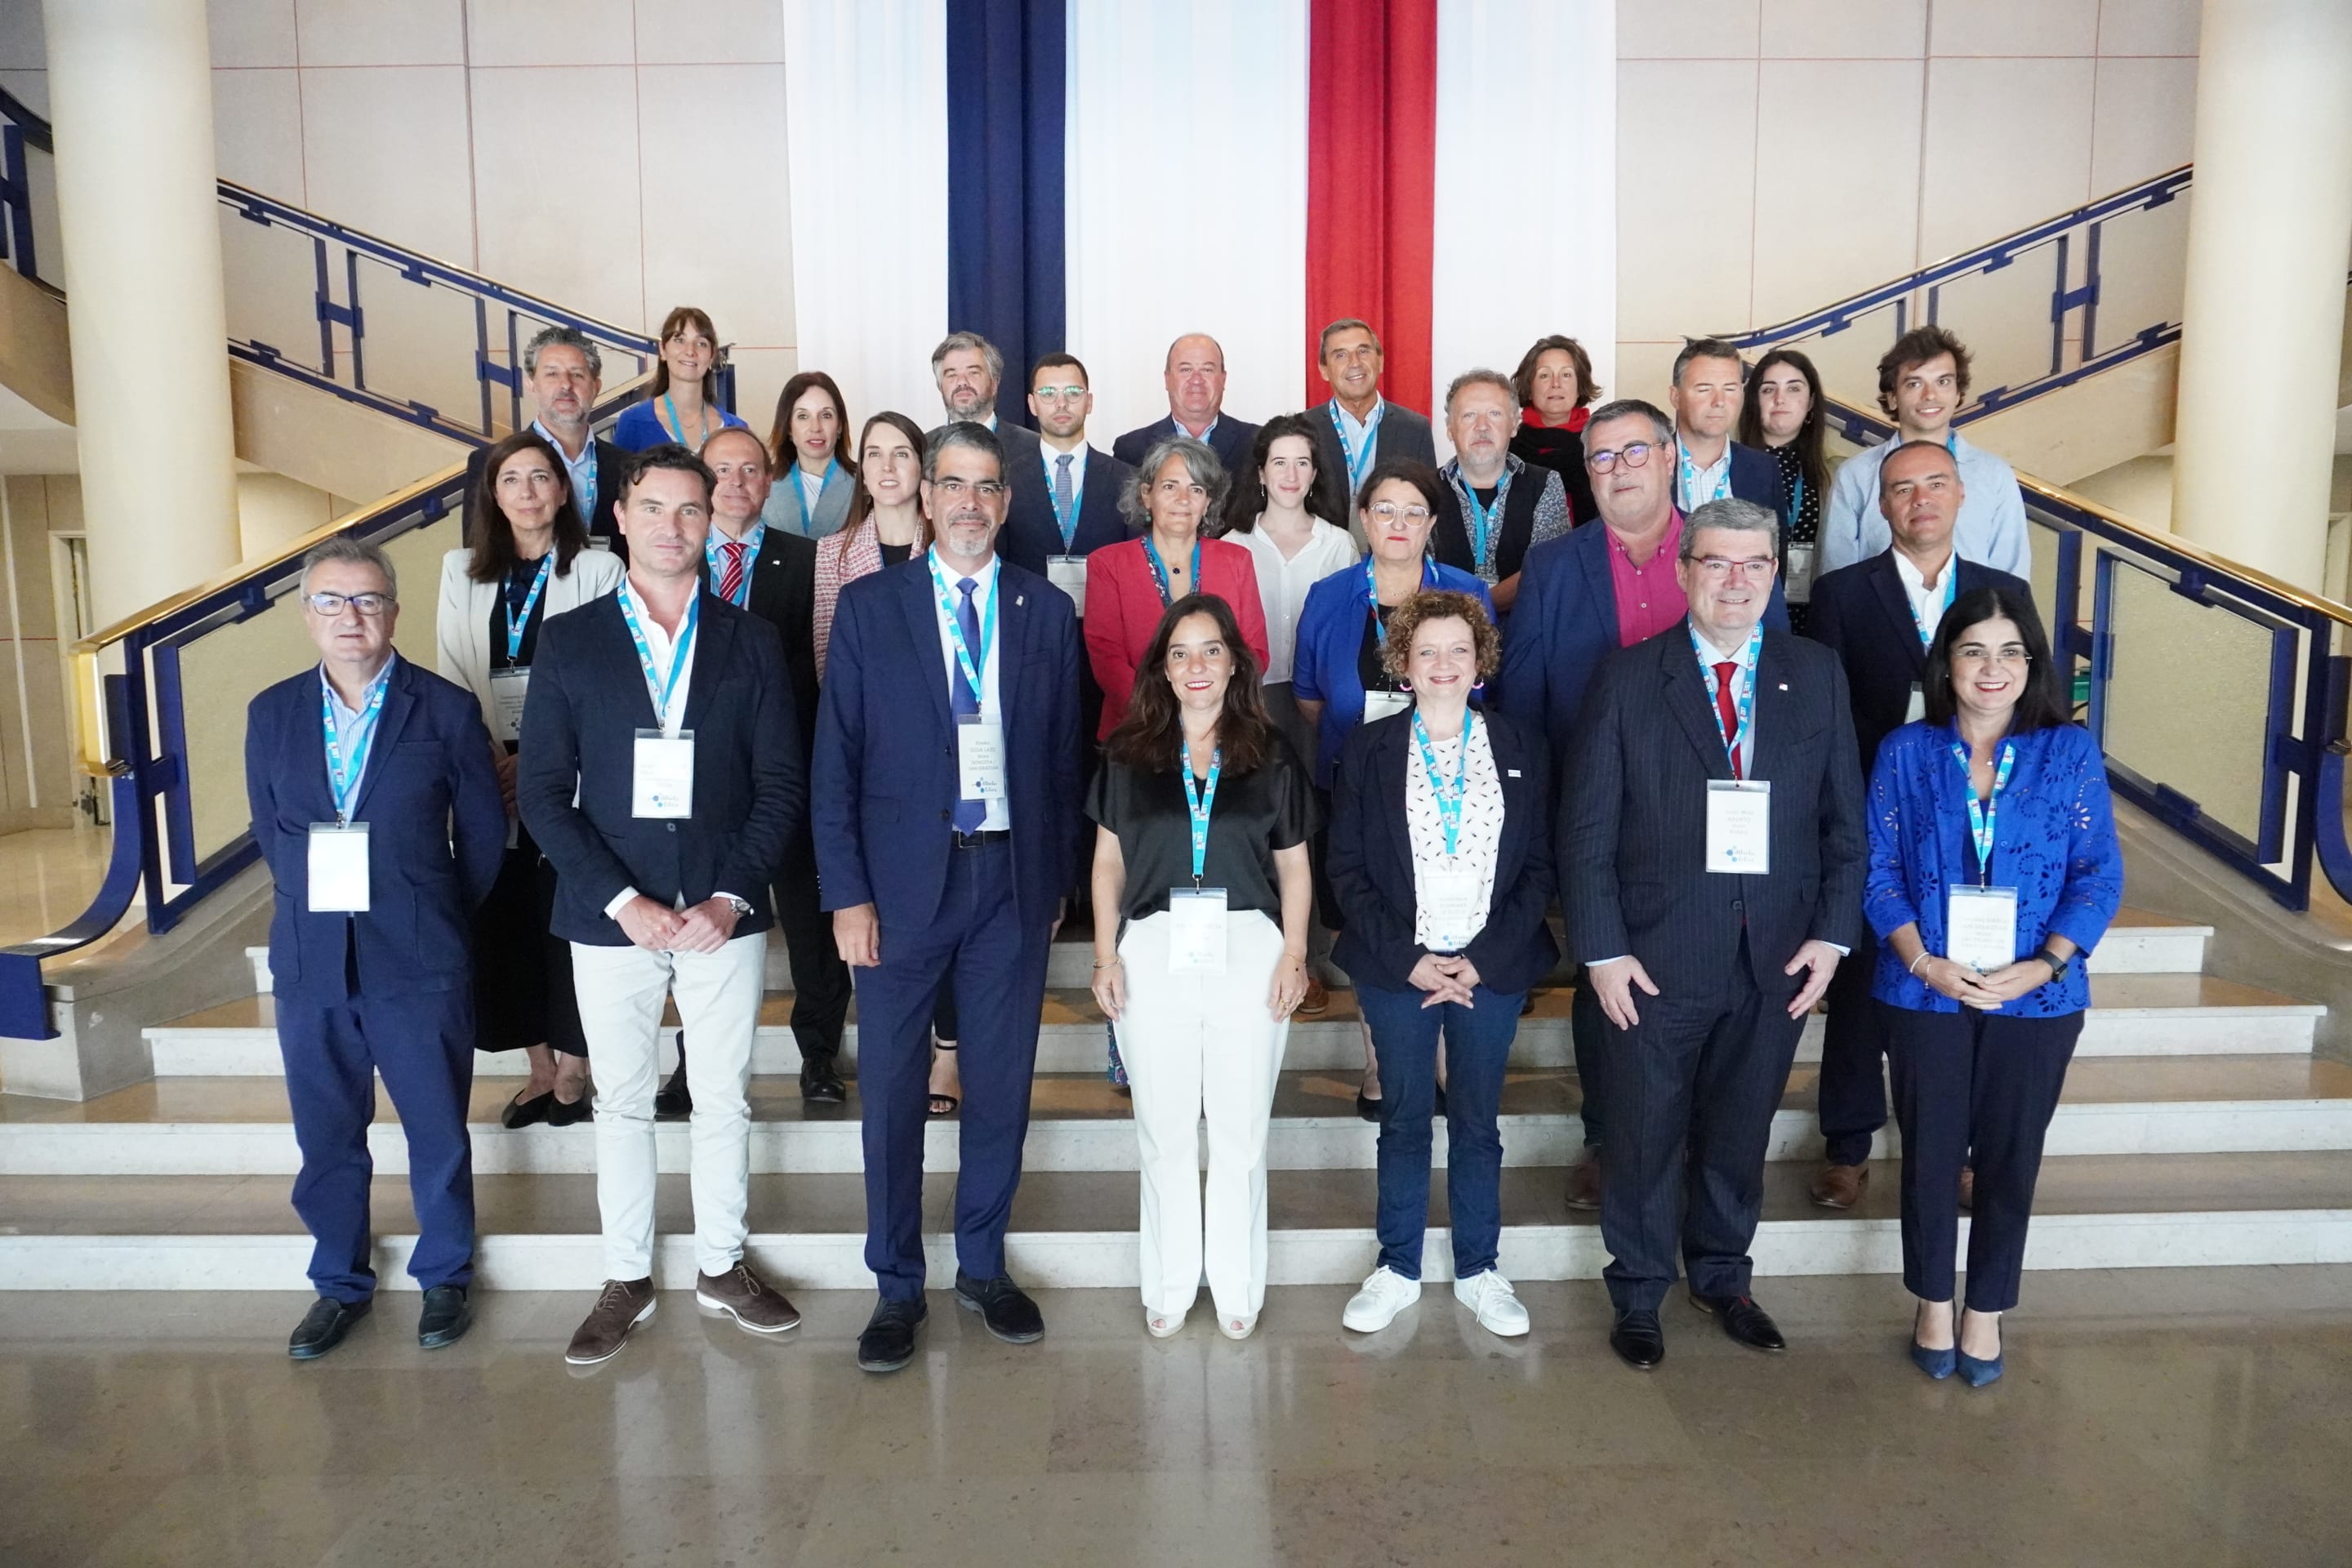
[
  {"xmin": 1806, "ymin": 550, "xmax": 2034, "ymax": 773},
  {"xmin": 1562, "ymin": 623, "xmax": 1866, "ymax": 996},
  {"xmin": 1305, "ymin": 399, "xmax": 1437, "ymax": 506},
  {"xmin": 1000, "ymin": 443, "xmax": 1136, "ymax": 575},
  {"xmin": 1727, "ymin": 439, "xmax": 1789, "ymax": 521},
  {"xmin": 465, "ymin": 435, "xmax": 634, "ymax": 558},
  {"xmin": 1112, "ymin": 413, "xmax": 1261, "ymax": 478},
  {"xmin": 516, "ymin": 590, "xmax": 804, "ymax": 944},
  {"xmin": 1327, "ymin": 707, "xmax": 1559, "ymax": 996},
  {"xmin": 708, "ymin": 526, "xmax": 821, "ymax": 751}
]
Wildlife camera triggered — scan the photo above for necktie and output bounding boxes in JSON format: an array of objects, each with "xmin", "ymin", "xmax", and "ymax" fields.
[
  {"xmin": 952, "ymin": 577, "xmax": 986, "ymax": 833},
  {"xmin": 1713, "ymin": 661, "xmax": 1744, "ymax": 780},
  {"xmin": 717, "ymin": 541, "xmax": 747, "ymax": 604},
  {"xmin": 1054, "ymin": 453, "xmax": 1075, "ymax": 538}
]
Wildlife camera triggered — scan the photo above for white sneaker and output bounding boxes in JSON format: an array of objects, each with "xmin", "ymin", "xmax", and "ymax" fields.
[
  {"xmin": 1453, "ymin": 1270, "xmax": 1531, "ymax": 1337},
  {"xmin": 1342, "ymin": 1266, "xmax": 1422, "ymax": 1332}
]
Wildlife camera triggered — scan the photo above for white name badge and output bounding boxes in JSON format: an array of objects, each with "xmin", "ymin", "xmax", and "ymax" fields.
[
  {"xmin": 957, "ymin": 715, "xmax": 1007, "ymax": 800},
  {"xmin": 1168, "ymin": 887, "xmax": 1229, "ymax": 974},
  {"xmin": 1784, "ymin": 542, "xmax": 1816, "ymax": 604},
  {"xmin": 1362, "ymin": 689, "xmax": 1412, "ymax": 725},
  {"xmin": 1422, "ymin": 868, "xmax": 1481, "ymax": 946},
  {"xmin": 1947, "ymin": 885, "xmax": 2021, "ymax": 973},
  {"xmin": 1705, "ymin": 779, "xmax": 1771, "ymax": 874},
  {"xmin": 1047, "ymin": 555, "xmax": 1088, "ymax": 615},
  {"xmin": 490, "ymin": 667, "xmax": 531, "ymax": 743},
  {"xmin": 1904, "ymin": 681, "xmax": 1926, "ymax": 725},
  {"xmin": 632, "ymin": 728, "xmax": 695, "ymax": 818},
  {"xmin": 306, "ymin": 822, "xmax": 371, "ymax": 912}
]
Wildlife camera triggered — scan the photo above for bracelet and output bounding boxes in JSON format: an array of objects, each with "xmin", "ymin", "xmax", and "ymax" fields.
[
  {"xmin": 1908, "ymin": 951, "xmax": 1931, "ymax": 975},
  {"xmin": 1091, "ymin": 956, "xmax": 1120, "ymax": 969}
]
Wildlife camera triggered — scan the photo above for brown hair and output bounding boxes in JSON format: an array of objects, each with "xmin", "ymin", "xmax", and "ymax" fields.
[
  {"xmin": 768, "ymin": 371, "xmax": 858, "ymax": 479},
  {"xmin": 1104, "ymin": 594, "xmax": 1278, "ymax": 775},
  {"xmin": 837, "ymin": 411, "xmax": 931, "ymax": 564},
  {"xmin": 1736, "ymin": 347, "xmax": 1830, "ymax": 516},
  {"xmin": 648, "ymin": 305, "xmax": 721, "ymax": 399},
  {"xmin": 1877, "ymin": 325, "xmax": 1974, "ymax": 417},
  {"xmin": 1379, "ymin": 590, "xmax": 1500, "ymax": 684},
  {"xmin": 466, "ymin": 430, "xmax": 589, "ymax": 583},
  {"xmin": 1509, "ymin": 334, "xmax": 1600, "ymax": 411}
]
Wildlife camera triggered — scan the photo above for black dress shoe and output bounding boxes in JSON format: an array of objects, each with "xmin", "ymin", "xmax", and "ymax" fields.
[
  {"xmin": 417, "ymin": 1284, "xmax": 471, "ymax": 1349},
  {"xmin": 288, "ymin": 1295, "xmax": 369, "ymax": 1360},
  {"xmin": 1690, "ymin": 1292, "xmax": 1786, "ymax": 1352},
  {"xmin": 1610, "ymin": 1308, "xmax": 1664, "ymax": 1370},
  {"xmin": 953, "ymin": 1271, "xmax": 1045, "ymax": 1343},
  {"xmin": 800, "ymin": 1052, "xmax": 847, "ymax": 1106},
  {"xmin": 653, "ymin": 1058, "xmax": 692, "ymax": 1121},
  {"xmin": 857, "ymin": 1296, "xmax": 928, "ymax": 1373},
  {"xmin": 547, "ymin": 1089, "xmax": 593, "ymax": 1126}
]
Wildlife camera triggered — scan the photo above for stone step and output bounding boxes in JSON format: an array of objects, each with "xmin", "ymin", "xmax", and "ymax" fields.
[
  {"xmin": 11, "ymin": 1057, "xmax": 2352, "ymax": 1178},
  {"xmin": 1, "ymin": 1152, "xmax": 2344, "ymax": 1290}
]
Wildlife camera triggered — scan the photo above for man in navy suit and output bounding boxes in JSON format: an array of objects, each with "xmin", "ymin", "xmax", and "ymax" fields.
[
  {"xmin": 1668, "ymin": 338, "xmax": 1787, "ymax": 522},
  {"xmin": 927, "ymin": 331, "xmax": 1044, "ymax": 477},
  {"xmin": 1303, "ymin": 318, "xmax": 1437, "ymax": 516},
  {"xmin": 1802, "ymin": 439, "xmax": 2034, "ymax": 1211},
  {"xmin": 1111, "ymin": 332, "xmax": 1260, "ymax": 478},
  {"xmin": 245, "ymin": 537, "xmax": 506, "ymax": 1360},
  {"xmin": 465, "ymin": 326, "xmax": 632, "ymax": 558},
  {"xmin": 1498, "ymin": 399, "xmax": 1789, "ymax": 1205},
  {"xmin": 813, "ymin": 421, "xmax": 1083, "ymax": 1373},
  {"xmin": 1564, "ymin": 497, "xmax": 1865, "ymax": 1370},
  {"xmin": 519, "ymin": 444, "xmax": 807, "ymax": 1366}
]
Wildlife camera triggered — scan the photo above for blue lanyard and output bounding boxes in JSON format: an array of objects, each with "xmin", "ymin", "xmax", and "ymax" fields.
[
  {"xmin": 1790, "ymin": 471, "xmax": 1805, "ymax": 520},
  {"xmin": 1454, "ymin": 467, "xmax": 1512, "ymax": 572},
  {"xmin": 1365, "ymin": 556, "xmax": 1438, "ymax": 645},
  {"xmin": 504, "ymin": 555, "xmax": 553, "ymax": 663},
  {"xmin": 1691, "ymin": 621, "xmax": 1763, "ymax": 768},
  {"xmin": 320, "ymin": 667, "xmax": 389, "ymax": 823},
  {"xmin": 617, "ymin": 582, "xmax": 697, "ymax": 732},
  {"xmin": 782, "ymin": 458, "xmax": 837, "ymax": 537},
  {"xmin": 1142, "ymin": 533, "xmax": 1200, "ymax": 608},
  {"xmin": 1910, "ymin": 564, "xmax": 1958, "ymax": 647},
  {"xmin": 1949, "ymin": 736, "xmax": 2016, "ymax": 886},
  {"xmin": 662, "ymin": 392, "xmax": 714, "ymax": 448},
  {"xmin": 927, "ymin": 552, "xmax": 996, "ymax": 710},
  {"xmin": 1178, "ymin": 744, "xmax": 1222, "ymax": 884},
  {"xmin": 1411, "ymin": 709, "xmax": 1474, "ymax": 857},
  {"xmin": 1045, "ymin": 448, "xmax": 1084, "ymax": 550},
  {"xmin": 1677, "ymin": 441, "xmax": 1732, "ymax": 510},
  {"xmin": 704, "ymin": 522, "xmax": 765, "ymax": 608},
  {"xmin": 1332, "ymin": 401, "xmax": 1383, "ymax": 499}
]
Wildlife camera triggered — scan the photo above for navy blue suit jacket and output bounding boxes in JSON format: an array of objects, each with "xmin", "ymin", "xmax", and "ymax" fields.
[
  {"xmin": 245, "ymin": 656, "xmax": 506, "ymax": 1004},
  {"xmin": 1326, "ymin": 707, "xmax": 1560, "ymax": 996},
  {"xmin": 516, "ymin": 590, "xmax": 804, "ymax": 944},
  {"xmin": 812, "ymin": 556, "xmax": 1083, "ymax": 931},
  {"xmin": 1728, "ymin": 439, "xmax": 1788, "ymax": 520},
  {"xmin": 1000, "ymin": 443, "xmax": 1135, "ymax": 576},
  {"xmin": 1498, "ymin": 520, "xmax": 1790, "ymax": 755},
  {"xmin": 1112, "ymin": 413, "xmax": 1261, "ymax": 479}
]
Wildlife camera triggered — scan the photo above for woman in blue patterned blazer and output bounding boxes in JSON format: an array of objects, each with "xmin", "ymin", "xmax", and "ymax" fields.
[{"xmin": 1864, "ymin": 585, "xmax": 2122, "ymax": 1387}]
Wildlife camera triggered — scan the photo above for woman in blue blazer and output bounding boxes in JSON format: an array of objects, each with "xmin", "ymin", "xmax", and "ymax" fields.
[
  {"xmin": 610, "ymin": 305, "xmax": 749, "ymax": 452},
  {"xmin": 1326, "ymin": 589, "xmax": 1557, "ymax": 1342},
  {"xmin": 1864, "ymin": 586, "xmax": 2121, "ymax": 1387}
]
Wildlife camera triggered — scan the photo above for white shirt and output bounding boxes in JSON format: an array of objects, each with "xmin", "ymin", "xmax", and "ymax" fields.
[
  {"xmin": 603, "ymin": 578, "xmax": 742, "ymax": 918},
  {"xmin": 1332, "ymin": 394, "xmax": 1383, "ymax": 467},
  {"xmin": 1405, "ymin": 717, "xmax": 1504, "ymax": 951},
  {"xmin": 795, "ymin": 465, "xmax": 825, "ymax": 519},
  {"xmin": 532, "ymin": 418, "xmax": 600, "ymax": 524},
  {"xmin": 1819, "ymin": 430, "xmax": 2031, "ymax": 579},
  {"xmin": 1891, "ymin": 547, "xmax": 1958, "ymax": 648},
  {"xmin": 1677, "ymin": 439, "xmax": 1734, "ymax": 513},
  {"xmin": 1233, "ymin": 517, "xmax": 1360, "ymax": 684},
  {"xmin": 930, "ymin": 548, "xmax": 1009, "ymax": 831}
]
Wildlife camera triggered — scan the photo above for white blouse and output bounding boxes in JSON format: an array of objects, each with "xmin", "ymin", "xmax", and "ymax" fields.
[
  {"xmin": 1233, "ymin": 517, "xmax": 1360, "ymax": 684},
  {"xmin": 1404, "ymin": 715, "xmax": 1506, "ymax": 951}
]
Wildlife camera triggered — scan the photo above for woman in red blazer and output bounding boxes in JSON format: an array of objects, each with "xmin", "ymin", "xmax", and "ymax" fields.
[{"xmin": 1085, "ymin": 434, "xmax": 1271, "ymax": 740}]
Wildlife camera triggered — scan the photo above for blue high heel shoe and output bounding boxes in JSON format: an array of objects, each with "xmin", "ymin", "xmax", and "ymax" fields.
[
  {"xmin": 1957, "ymin": 1348, "xmax": 2003, "ymax": 1387},
  {"xmin": 1910, "ymin": 1339, "xmax": 1956, "ymax": 1380}
]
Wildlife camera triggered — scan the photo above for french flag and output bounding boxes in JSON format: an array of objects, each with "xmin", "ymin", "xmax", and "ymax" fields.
[{"xmin": 784, "ymin": 0, "xmax": 1614, "ymax": 445}]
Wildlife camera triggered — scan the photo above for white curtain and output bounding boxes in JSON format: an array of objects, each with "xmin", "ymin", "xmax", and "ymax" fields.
[
  {"xmin": 1064, "ymin": 0, "xmax": 1312, "ymax": 448},
  {"xmin": 1431, "ymin": 0, "xmax": 1616, "ymax": 445},
  {"xmin": 782, "ymin": 0, "xmax": 951, "ymax": 438}
]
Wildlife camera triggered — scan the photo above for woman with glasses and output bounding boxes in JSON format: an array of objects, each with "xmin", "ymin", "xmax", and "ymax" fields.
[
  {"xmin": 611, "ymin": 305, "xmax": 749, "ymax": 452},
  {"xmin": 436, "ymin": 430, "xmax": 625, "ymax": 1125},
  {"xmin": 1293, "ymin": 461, "xmax": 1493, "ymax": 1116},
  {"xmin": 1737, "ymin": 349, "xmax": 1831, "ymax": 630},
  {"xmin": 1089, "ymin": 594, "xmax": 1313, "ymax": 1339},
  {"xmin": 1865, "ymin": 586, "xmax": 2119, "ymax": 1387},
  {"xmin": 761, "ymin": 370, "xmax": 858, "ymax": 540}
]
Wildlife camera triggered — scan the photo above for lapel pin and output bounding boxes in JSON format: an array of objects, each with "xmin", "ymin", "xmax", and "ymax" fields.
[
  {"xmin": 1777, "ymin": 683, "xmax": 1788, "ymax": 691},
  {"xmin": 1016, "ymin": 595, "xmax": 1026, "ymax": 607}
]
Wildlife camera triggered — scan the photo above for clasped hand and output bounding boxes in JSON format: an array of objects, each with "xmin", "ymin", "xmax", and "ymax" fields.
[
  {"xmin": 1920, "ymin": 954, "xmax": 2045, "ymax": 1010},
  {"xmin": 616, "ymin": 893, "xmax": 739, "ymax": 954},
  {"xmin": 1408, "ymin": 952, "xmax": 1480, "ymax": 1008}
]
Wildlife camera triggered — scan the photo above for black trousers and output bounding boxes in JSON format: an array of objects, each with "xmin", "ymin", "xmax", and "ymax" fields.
[
  {"xmin": 1885, "ymin": 1003, "xmax": 2082, "ymax": 1312},
  {"xmin": 1598, "ymin": 941, "xmax": 1805, "ymax": 1314},
  {"xmin": 774, "ymin": 826, "xmax": 854, "ymax": 1061},
  {"xmin": 1815, "ymin": 931, "xmax": 1888, "ymax": 1166}
]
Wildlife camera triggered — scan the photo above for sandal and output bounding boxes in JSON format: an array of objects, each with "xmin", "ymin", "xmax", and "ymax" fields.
[
  {"xmin": 501, "ymin": 1089, "xmax": 553, "ymax": 1129},
  {"xmin": 928, "ymin": 1040, "xmax": 960, "ymax": 1117}
]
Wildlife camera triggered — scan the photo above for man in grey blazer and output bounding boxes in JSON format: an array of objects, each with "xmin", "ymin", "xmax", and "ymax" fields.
[
  {"xmin": 1563, "ymin": 497, "xmax": 1866, "ymax": 1371},
  {"xmin": 1303, "ymin": 318, "xmax": 1436, "ymax": 515}
]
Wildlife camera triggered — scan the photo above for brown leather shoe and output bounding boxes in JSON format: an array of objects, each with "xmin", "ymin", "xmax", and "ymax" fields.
[
  {"xmin": 696, "ymin": 1261, "xmax": 801, "ymax": 1336},
  {"xmin": 1298, "ymin": 976, "xmax": 1330, "ymax": 1016},
  {"xmin": 1566, "ymin": 1154, "xmax": 1601, "ymax": 1211},
  {"xmin": 1809, "ymin": 1162, "xmax": 1868, "ymax": 1209},
  {"xmin": 1958, "ymin": 1165, "xmax": 1975, "ymax": 1211},
  {"xmin": 564, "ymin": 1276, "xmax": 656, "ymax": 1365}
]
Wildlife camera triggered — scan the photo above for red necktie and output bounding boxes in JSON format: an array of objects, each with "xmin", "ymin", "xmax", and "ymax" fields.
[
  {"xmin": 1713, "ymin": 661, "xmax": 1744, "ymax": 779},
  {"xmin": 717, "ymin": 540, "xmax": 747, "ymax": 603}
]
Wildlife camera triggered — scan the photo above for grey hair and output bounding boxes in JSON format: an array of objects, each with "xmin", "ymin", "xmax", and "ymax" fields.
[
  {"xmin": 930, "ymin": 331, "xmax": 1004, "ymax": 386},
  {"xmin": 1443, "ymin": 368, "xmax": 1517, "ymax": 415},
  {"xmin": 923, "ymin": 420, "xmax": 1005, "ymax": 483},
  {"xmin": 1120, "ymin": 435, "xmax": 1229, "ymax": 530},
  {"xmin": 299, "ymin": 535, "xmax": 398, "ymax": 601},
  {"xmin": 1319, "ymin": 318, "xmax": 1380, "ymax": 357},
  {"xmin": 1670, "ymin": 336, "xmax": 1745, "ymax": 387},
  {"xmin": 522, "ymin": 324, "xmax": 603, "ymax": 381},
  {"xmin": 1680, "ymin": 497, "xmax": 1780, "ymax": 559},
  {"xmin": 1582, "ymin": 397, "xmax": 1675, "ymax": 447}
]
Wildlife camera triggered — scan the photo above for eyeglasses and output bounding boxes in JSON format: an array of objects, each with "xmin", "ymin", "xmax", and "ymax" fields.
[
  {"xmin": 1366, "ymin": 502, "xmax": 1432, "ymax": 523},
  {"xmin": 1686, "ymin": 556, "xmax": 1775, "ymax": 581},
  {"xmin": 1586, "ymin": 442, "xmax": 1658, "ymax": 473},
  {"xmin": 929, "ymin": 478, "xmax": 1007, "ymax": 501},
  {"xmin": 305, "ymin": 591, "xmax": 393, "ymax": 617},
  {"xmin": 1952, "ymin": 643, "xmax": 2032, "ymax": 667}
]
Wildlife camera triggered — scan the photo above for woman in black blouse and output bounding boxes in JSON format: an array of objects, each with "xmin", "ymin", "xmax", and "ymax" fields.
[
  {"xmin": 1508, "ymin": 334, "xmax": 1601, "ymax": 524},
  {"xmin": 1089, "ymin": 593, "xmax": 1314, "ymax": 1340},
  {"xmin": 1737, "ymin": 347, "xmax": 1830, "ymax": 631}
]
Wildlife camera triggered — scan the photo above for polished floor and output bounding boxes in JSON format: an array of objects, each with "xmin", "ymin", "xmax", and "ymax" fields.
[{"xmin": 0, "ymin": 1267, "xmax": 2345, "ymax": 1567}]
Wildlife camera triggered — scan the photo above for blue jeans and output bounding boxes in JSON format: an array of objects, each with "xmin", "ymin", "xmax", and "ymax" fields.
[{"xmin": 1356, "ymin": 980, "xmax": 1525, "ymax": 1280}]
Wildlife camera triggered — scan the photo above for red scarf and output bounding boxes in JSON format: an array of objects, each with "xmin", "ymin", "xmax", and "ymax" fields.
[{"xmin": 1523, "ymin": 404, "xmax": 1590, "ymax": 434}]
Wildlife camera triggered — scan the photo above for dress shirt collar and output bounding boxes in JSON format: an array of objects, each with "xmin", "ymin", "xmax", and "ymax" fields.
[
  {"xmin": 318, "ymin": 653, "xmax": 396, "ymax": 722},
  {"xmin": 1333, "ymin": 394, "xmax": 1384, "ymax": 442}
]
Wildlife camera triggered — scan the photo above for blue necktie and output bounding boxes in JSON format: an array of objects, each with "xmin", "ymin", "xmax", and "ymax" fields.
[{"xmin": 952, "ymin": 577, "xmax": 986, "ymax": 833}]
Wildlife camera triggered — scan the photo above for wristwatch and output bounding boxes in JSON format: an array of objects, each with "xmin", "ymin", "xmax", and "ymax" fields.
[
  {"xmin": 724, "ymin": 895, "xmax": 755, "ymax": 918},
  {"xmin": 2033, "ymin": 946, "xmax": 2070, "ymax": 982}
]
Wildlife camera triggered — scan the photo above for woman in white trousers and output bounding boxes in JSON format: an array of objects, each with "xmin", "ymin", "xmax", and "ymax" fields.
[{"xmin": 1089, "ymin": 592, "xmax": 1314, "ymax": 1340}]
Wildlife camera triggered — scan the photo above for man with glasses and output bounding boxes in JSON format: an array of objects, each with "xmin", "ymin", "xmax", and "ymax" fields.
[
  {"xmin": 1112, "ymin": 332, "xmax": 1260, "ymax": 478},
  {"xmin": 466, "ymin": 325, "xmax": 633, "ymax": 556},
  {"xmin": 1428, "ymin": 368, "xmax": 1569, "ymax": 614},
  {"xmin": 1500, "ymin": 399, "xmax": 1790, "ymax": 1205},
  {"xmin": 1563, "ymin": 497, "xmax": 1865, "ymax": 1370},
  {"xmin": 1668, "ymin": 338, "xmax": 1787, "ymax": 522},
  {"xmin": 1304, "ymin": 319, "xmax": 1434, "ymax": 529},
  {"xmin": 813, "ymin": 421, "xmax": 1083, "ymax": 1373},
  {"xmin": 1802, "ymin": 441, "xmax": 2034, "ymax": 1210},
  {"xmin": 247, "ymin": 537, "xmax": 506, "ymax": 1359}
]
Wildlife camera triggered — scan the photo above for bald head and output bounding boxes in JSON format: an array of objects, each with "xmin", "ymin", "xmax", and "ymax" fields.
[
  {"xmin": 1878, "ymin": 439, "xmax": 1965, "ymax": 562},
  {"xmin": 1164, "ymin": 333, "xmax": 1228, "ymax": 430}
]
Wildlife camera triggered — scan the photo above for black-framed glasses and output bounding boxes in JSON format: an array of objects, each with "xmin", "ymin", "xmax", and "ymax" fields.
[{"xmin": 1586, "ymin": 442, "xmax": 1658, "ymax": 473}]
